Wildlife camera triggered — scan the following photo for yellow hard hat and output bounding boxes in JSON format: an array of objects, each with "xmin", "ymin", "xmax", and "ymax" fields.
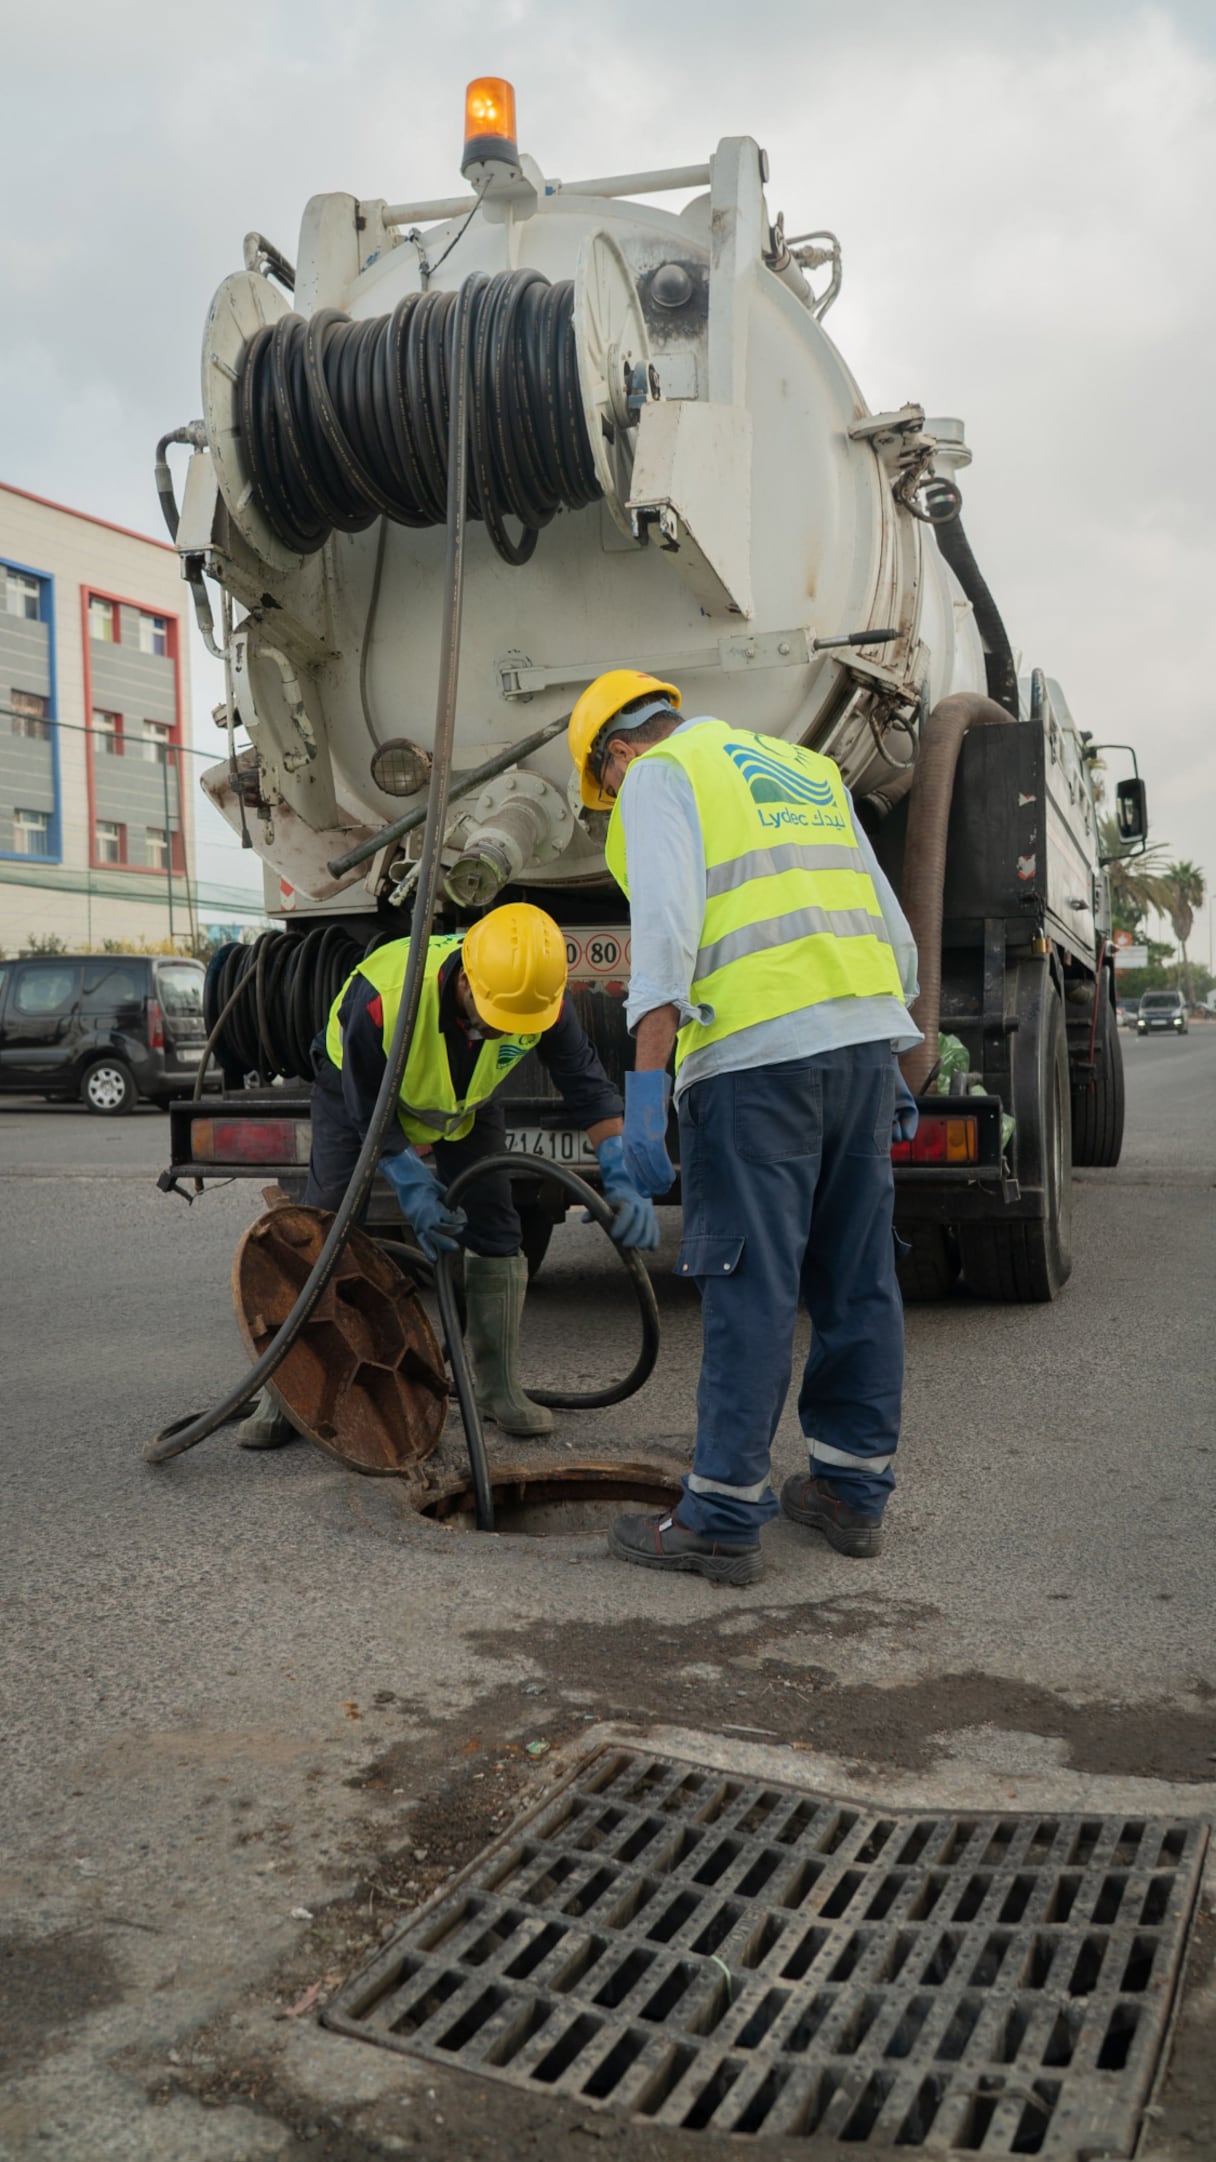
[
  {"xmin": 461, "ymin": 904, "xmax": 568, "ymax": 1033},
  {"xmin": 568, "ymin": 669, "xmax": 682, "ymax": 811}
]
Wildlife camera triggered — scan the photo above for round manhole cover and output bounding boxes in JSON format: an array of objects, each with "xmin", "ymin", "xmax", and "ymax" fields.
[{"xmin": 233, "ymin": 1206, "xmax": 449, "ymax": 1473}]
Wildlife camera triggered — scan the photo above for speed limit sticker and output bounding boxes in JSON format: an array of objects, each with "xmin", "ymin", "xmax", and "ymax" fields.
[{"xmin": 564, "ymin": 928, "xmax": 631, "ymax": 977}]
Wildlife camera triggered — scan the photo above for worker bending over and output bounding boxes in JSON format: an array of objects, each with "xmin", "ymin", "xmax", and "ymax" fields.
[
  {"xmin": 238, "ymin": 902, "xmax": 656, "ymax": 1449},
  {"xmin": 569, "ymin": 672, "xmax": 921, "ymax": 1584}
]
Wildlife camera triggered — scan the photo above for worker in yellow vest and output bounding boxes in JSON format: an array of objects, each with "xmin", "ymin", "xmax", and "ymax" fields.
[
  {"xmin": 568, "ymin": 672, "xmax": 922, "ymax": 1583},
  {"xmin": 237, "ymin": 903, "xmax": 656, "ymax": 1449}
]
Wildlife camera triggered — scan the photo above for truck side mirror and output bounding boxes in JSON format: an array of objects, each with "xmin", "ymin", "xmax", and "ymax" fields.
[{"xmin": 1115, "ymin": 776, "xmax": 1147, "ymax": 844}]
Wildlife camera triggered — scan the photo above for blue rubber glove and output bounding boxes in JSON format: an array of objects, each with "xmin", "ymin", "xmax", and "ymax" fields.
[
  {"xmin": 379, "ymin": 1149, "xmax": 467, "ymax": 1261},
  {"xmin": 892, "ymin": 1069, "xmax": 920, "ymax": 1146},
  {"xmin": 622, "ymin": 1068, "xmax": 676, "ymax": 1198},
  {"xmin": 595, "ymin": 1136, "xmax": 660, "ymax": 1251}
]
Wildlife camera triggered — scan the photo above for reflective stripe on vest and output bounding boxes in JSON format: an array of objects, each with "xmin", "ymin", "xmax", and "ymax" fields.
[
  {"xmin": 604, "ymin": 720, "xmax": 903, "ymax": 1069},
  {"xmin": 325, "ymin": 934, "xmax": 540, "ymax": 1145}
]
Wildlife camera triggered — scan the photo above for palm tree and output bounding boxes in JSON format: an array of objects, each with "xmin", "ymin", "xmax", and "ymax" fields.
[
  {"xmin": 1099, "ymin": 818, "xmax": 1173, "ymax": 933},
  {"xmin": 1163, "ymin": 860, "xmax": 1206, "ymax": 1008}
]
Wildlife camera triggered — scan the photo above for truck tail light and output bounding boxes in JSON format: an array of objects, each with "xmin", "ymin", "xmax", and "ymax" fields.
[
  {"xmin": 146, "ymin": 998, "xmax": 164, "ymax": 1050},
  {"xmin": 191, "ymin": 1118, "xmax": 311, "ymax": 1165},
  {"xmin": 892, "ymin": 1114, "xmax": 979, "ymax": 1166}
]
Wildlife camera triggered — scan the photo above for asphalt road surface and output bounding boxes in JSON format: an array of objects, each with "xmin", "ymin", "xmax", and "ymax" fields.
[{"xmin": 1, "ymin": 1029, "xmax": 1213, "ymax": 2160}]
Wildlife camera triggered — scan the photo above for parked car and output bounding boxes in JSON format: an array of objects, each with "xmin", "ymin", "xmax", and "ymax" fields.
[
  {"xmin": 0, "ymin": 954, "xmax": 217, "ymax": 1113},
  {"xmin": 1118, "ymin": 996, "xmax": 1141, "ymax": 1029},
  {"xmin": 1136, "ymin": 989, "xmax": 1188, "ymax": 1037}
]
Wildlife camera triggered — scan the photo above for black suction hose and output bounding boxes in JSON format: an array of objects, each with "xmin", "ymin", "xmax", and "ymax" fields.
[
  {"xmin": 434, "ymin": 1255, "xmax": 494, "ymax": 1535},
  {"xmin": 434, "ymin": 1157, "xmax": 662, "ymax": 1534},
  {"xmin": 144, "ymin": 273, "xmax": 479, "ymax": 1465},
  {"xmin": 200, "ymin": 925, "xmax": 365, "ymax": 1085},
  {"xmin": 238, "ymin": 271, "xmax": 599, "ymax": 565},
  {"xmin": 925, "ymin": 481, "xmax": 1020, "ymax": 719}
]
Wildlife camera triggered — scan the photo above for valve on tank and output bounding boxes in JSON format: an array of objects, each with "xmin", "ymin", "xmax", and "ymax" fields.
[{"xmin": 443, "ymin": 771, "xmax": 574, "ymax": 907}]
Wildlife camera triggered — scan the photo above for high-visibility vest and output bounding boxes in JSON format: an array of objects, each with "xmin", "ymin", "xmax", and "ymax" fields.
[
  {"xmin": 605, "ymin": 721, "xmax": 904, "ymax": 1069},
  {"xmin": 325, "ymin": 934, "xmax": 540, "ymax": 1145}
]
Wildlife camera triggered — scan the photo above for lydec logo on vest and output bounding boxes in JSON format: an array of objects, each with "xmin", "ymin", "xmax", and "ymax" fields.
[
  {"xmin": 723, "ymin": 741, "xmax": 847, "ymax": 833},
  {"xmin": 495, "ymin": 1042, "xmax": 533, "ymax": 1071}
]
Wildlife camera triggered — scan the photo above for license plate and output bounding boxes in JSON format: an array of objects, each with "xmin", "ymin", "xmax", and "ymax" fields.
[
  {"xmin": 504, "ymin": 1127, "xmax": 596, "ymax": 1164},
  {"xmin": 172, "ymin": 1049, "xmax": 203, "ymax": 1063}
]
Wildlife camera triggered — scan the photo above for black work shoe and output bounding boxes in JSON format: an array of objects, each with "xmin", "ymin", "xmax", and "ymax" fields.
[
  {"xmin": 780, "ymin": 1475, "xmax": 885, "ymax": 1558},
  {"xmin": 608, "ymin": 1510, "xmax": 763, "ymax": 1586}
]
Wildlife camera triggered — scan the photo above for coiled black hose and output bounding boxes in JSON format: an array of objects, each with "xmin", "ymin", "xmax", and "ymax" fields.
[
  {"xmin": 204, "ymin": 926, "xmax": 367, "ymax": 1081},
  {"xmin": 435, "ymin": 1157, "xmax": 662, "ymax": 1533},
  {"xmin": 239, "ymin": 270, "xmax": 600, "ymax": 566}
]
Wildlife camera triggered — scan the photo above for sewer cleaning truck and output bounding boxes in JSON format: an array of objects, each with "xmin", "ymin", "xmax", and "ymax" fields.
[{"xmin": 158, "ymin": 77, "xmax": 1147, "ymax": 1303}]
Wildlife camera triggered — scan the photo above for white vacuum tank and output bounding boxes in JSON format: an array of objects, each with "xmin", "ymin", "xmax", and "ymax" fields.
[{"xmin": 178, "ymin": 84, "xmax": 985, "ymax": 909}]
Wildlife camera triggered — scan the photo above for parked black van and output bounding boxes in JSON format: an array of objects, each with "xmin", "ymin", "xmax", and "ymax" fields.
[{"xmin": 0, "ymin": 954, "xmax": 216, "ymax": 1113}]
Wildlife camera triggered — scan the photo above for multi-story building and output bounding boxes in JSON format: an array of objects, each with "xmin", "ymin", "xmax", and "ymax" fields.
[{"xmin": 0, "ymin": 482, "xmax": 197, "ymax": 951}]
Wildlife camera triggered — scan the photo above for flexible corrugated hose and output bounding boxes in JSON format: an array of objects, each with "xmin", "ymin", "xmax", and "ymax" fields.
[{"xmin": 898, "ymin": 692, "xmax": 1016, "ymax": 1093}]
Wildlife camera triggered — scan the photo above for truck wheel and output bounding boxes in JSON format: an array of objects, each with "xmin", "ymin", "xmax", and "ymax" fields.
[
  {"xmin": 1071, "ymin": 981, "xmax": 1125, "ymax": 1167},
  {"xmin": 896, "ymin": 1225, "xmax": 959, "ymax": 1301},
  {"xmin": 518, "ymin": 1206, "xmax": 554, "ymax": 1282},
  {"xmin": 81, "ymin": 1058, "xmax": 136, "ymax": 1116},
  {"xmin": 959, "ymin": 982, "xmax": 1072, "ymax": 1302}
]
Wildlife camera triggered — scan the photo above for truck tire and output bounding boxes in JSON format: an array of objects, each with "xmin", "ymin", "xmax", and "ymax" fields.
[
  {"xmin": 959, "ymin": 981, "xmax": 1072, "ymax": 1302},
  {"xmin": 1071, "ymin": 981, "xmax": 1125, "ymax": 1167},
  {"xmin": 896, "ymin": 1225, "xmax": 959, "ymax": 1301}
]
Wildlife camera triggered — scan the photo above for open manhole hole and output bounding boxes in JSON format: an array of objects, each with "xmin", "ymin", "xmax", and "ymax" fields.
[
  {"xmin": 324, "ymin": 1746, "xmax": 1207, "ymax": 2153},
  {"xmin": 417, "ymin": 1463, "xmax": 684, "ymax": 1538}
]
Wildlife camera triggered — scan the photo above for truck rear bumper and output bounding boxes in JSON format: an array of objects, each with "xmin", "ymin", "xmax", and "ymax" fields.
[
  {"xmin": 163, "ymin": 1092, "xmax": 1032, "ymax": 1225},
  {"xmin": 165, "ymin": 1093, "xmax": 314, "ymax": 1184},
  {"xmin": 893, "ymin": 1179, "xmax": 1044, "ymax": 1226},
  {"xmin": 160, "ymin": 1096, "xmax": 610, "ymax": 1226}
]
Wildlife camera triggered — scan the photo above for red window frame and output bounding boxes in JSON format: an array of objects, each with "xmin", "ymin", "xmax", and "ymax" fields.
[
  {"xmin": 81, "ymin": 587, "xmax": 185, "ymax": 875},
  {"xmin": 94, "ymin": 817, "xmax": 128, "ymax": 867},
  {"xmin": 93, "ymin": 707, "xmax": 125, "ymax": 757}
]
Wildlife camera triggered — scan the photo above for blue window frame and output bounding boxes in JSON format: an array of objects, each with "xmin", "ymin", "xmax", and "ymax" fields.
[{"xmin": 1, "ymin": 556, "xmax": 61, "ymax": 865}]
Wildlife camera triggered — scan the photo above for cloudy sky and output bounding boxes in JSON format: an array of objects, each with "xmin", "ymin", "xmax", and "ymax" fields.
[{"xmin": 3, "ymin": 0, "xmax": 1212, "ymax": 951}]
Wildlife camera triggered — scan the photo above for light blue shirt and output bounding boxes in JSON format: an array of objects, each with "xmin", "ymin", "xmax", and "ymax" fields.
[{"xmin": 618, "ymin": 716, "xmax": 922, "ymax": 1099}]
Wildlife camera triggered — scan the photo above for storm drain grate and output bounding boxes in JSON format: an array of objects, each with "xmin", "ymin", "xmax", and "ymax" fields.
[{"xmin": 324, "ymin": 1749, "xmax": 1207, "ymax": 2153}]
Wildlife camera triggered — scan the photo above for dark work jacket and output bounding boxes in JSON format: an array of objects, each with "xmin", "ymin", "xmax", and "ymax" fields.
[{"xmin": 321, "ymin": 951, "xmax": 621, "ymax": 1152}]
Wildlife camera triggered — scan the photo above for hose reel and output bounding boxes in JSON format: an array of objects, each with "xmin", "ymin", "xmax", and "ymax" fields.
[
  {"xmin": 203, "ymin": 926, "xmax": 367, "ymax": 1083},
  {"xmin": 200, "ymin": 239, "xmax": 654, "ymax": 573}
]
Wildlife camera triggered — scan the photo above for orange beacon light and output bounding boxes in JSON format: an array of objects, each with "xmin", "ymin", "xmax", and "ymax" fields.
[{"xmin": 462, "ymin": 78, "xmax": 518, "ymax": 176}]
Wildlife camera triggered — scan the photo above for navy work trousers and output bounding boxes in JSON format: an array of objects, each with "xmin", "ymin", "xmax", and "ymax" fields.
[
  {"xmin": 675, "ymin": 1042, "xmax": 904, "ymax": 1543},
  {"xmin": 302, "ymin": 1051, "xmax": 522, "ymax": 1257}
]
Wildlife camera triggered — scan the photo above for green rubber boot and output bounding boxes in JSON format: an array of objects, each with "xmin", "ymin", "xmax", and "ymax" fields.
[
  {"xmin": 463, "ymin": 1251, "xmax": 554, "ymax": 1437},
  {"xmin": 236, "ymin": 1387, "xmax": 298, "ymax": 1450}
]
